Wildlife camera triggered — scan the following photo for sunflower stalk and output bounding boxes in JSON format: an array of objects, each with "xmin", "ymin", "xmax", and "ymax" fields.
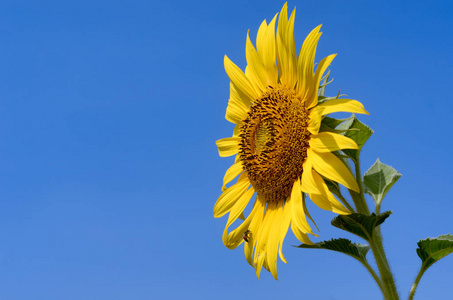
[
  {"xmin": 353, "ymin": 155, "xmax": 399, "ymax": 299},
  {"xmin": 348, "ymin": 153, "xmax": 369, "ymax": 215},
  {"xmin": 371, "ymin": 229, "xmax": 400, "ymax": 300}
]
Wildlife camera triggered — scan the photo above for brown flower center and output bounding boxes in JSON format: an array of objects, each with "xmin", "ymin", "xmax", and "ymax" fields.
[{"xmin": 239, "ymin": 86, "xmax": 311, "ymax": 203}]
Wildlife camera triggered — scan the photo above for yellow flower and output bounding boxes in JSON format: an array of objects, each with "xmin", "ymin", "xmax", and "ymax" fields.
[{"xmin": 214, "ymin": 3, "xmax": 368, "ymax": 280}]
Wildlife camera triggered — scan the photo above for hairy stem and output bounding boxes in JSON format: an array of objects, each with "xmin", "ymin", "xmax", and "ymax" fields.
[
  {"xmin": 408, "ymin": 267, "xmax": 426, "ymax": 300},
  {"xmin": 349, "ymin": 156, "xmax": 370, "ymax": 215},
  {"xmin": 370, "ymin": 229, "xmax": 400, "ymax": 300},
  {"xmin": 354, "ymin": 154, "xmax": 399, "ymax": 299}
]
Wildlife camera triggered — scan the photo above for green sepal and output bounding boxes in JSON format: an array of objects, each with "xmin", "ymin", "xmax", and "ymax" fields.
[
  {"xmin": 416, "ymin": 234, "xmax": 453, "ymax": 272},
  {"xmin": 321, "ymin": 116, "xmax": 346, "ymax": 130},
  {"xmin": 324, "ymin": 179, "xmax": 342, "ymax": 199},
  {"xmin": 331, "ymin": 211, "xmax": 392, "ymax": 241},
  {"xmin": 297, "ymin": 238, "xmax": 370, "ymax": 263},
  {"xmin": 318, "ymin": 70, "xmax": 331, "ymax": 97},
  {"xmin": 363, "ymin": 159, "xmax": 402, "ymax": 206},
  {"xmin": 319, "ymin": 116, "xmax": 360, "ymax": 136},
  {"xmin": 336, "ymin": 116, "xmax": 373, "ymax": 160}
]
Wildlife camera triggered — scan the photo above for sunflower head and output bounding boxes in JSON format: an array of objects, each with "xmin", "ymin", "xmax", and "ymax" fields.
[
  {"xmin": 215, "ymin": 3, "xmax": 368, "ymax": 280},
  {"xmin": 239, "ymin": 85, "xmax": 311, "ymax": 203}
]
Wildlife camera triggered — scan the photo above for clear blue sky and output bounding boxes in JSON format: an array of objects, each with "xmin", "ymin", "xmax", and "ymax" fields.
[{"xmin": 0, "ymin": 0, "xmax": 452, "ymax": 299}]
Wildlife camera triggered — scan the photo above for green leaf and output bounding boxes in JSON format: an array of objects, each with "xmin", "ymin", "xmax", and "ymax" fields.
[
  {"xmin": 336, "ymin": 116, "xmax": 373, "ymax": 159},
  {"xmin": 363, "ymin": 159, "xmax": 401, "ymax": 206},
  {"xmin": 416, "ymin": 234, "xmax": 453, "ymax": 272},
  {"xmin": 297, "ymin": 238, "xmax": 370, "ymax": 263},
  {"xmin": 331, "ymin": 211, "xmax": 392, "ymax": 241}
]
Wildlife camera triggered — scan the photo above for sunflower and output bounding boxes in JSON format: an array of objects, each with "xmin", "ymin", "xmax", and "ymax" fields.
[{"xmin": 214, "ymin": 3, "xmax": 368, "ymax": 280}]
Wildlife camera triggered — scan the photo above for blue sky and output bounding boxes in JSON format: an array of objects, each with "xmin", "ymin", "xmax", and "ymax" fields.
[{"xmin": 0, "ymin": 0, "xmax": 452, "ymax": 299}]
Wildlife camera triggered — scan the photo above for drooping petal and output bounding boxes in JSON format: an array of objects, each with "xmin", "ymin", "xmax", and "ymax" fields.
[
  {"xmin": 253, "ymin": 204, "xmax": 273, "ymax": 278},
  {"xmin": 309, "ymin": 132, "xmax": 358, "ymax": 153},
  {"xmin": 288, "ymin": 191, "xmax": 313, "ymax": 244},
  {"xmin": 223, "ymin": 196, "xmax": 260, "ymax": 250},
  {"xmin": 290, "ymin": 178, "xmax": 314, "ymax": 235},
  {"xmin": 222, "ymin": 187, "xmax": 256, "ymax": 247},
  {"xmin": 216, "ymin": 136, "xmax": 240, "ymax": 157},
  {"xmin": 224, "ymin": 55, "xmax": 258, "ymax": 101},
  {"xmin": 300, "ymin": 160, "xmax": 321, "ymax": 194},
  {"xmin": 222, "ymin": 161, "xmax": 243, "ymax": 191},
  {"xmin": 244, "ymin": 198, "xmax": 266, "ymax": 266},
  {"xmin": 266, "ymin": 201, "xmax": 282, "ymax": 280},
  {"xmin": 278, "ymin": 198, "xmax": 291, "ymax": 263},
  {"xmin": 214, "ymin": 174, "xmax": 250, "ymax": 218},
  {"xmin": 308, "ymin": 148, "xmax": 360, "ymax": 192},
  {"xmin": 309, "ymin": 170, "xmax": 350, "ymax": 214}
]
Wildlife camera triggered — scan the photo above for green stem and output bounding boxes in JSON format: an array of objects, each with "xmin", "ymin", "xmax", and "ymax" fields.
[
  {"xmin": 408, "ymin": 266, "xmax": 426, "ymax": 300},
  {"xmin": 348, "ymin": 156, "xmax": 370, "ymax": 215},
  {"xmin": 370, "ymin": 229, "xmax": 399, "ymax": 300},
  {"xmin": 353, "ymin": 154, "xmax": 399, "ymax": 299}
]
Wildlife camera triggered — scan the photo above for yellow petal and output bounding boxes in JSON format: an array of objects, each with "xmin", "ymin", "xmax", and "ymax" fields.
[
  {"xmin": 286, "ymin": 190, "xmax": 313, "ymax": 245},
  {"xmin": 277, "ymin": 3, "xmax": 297, "ymax": 87},
  {"xmin": 309, "ymin": 132, "xmax": 358, "ymax": 153},
  {"xmin": 310, "ymin": 170, "xmax": 350, "ymax": 214},
  {"xmin": 253, "ymin": 204, "xmax": 272, "ymax": 278},
  {"xmin": 222, "ymin": 187, "xmax": 255, "ymax": 247},
  {"xmin": 246, "ymin": 30, "xmax": 267, "ymax": 93},
  {"xmin": 308, "ymin": 148, "xmax": 359, "ymax": 192},
  {"xmin": 233, "ymin": 125, "xmax": 240, "ymax": 137},
  {"xmin": 223, "ymin": 197, "xmax": 259, "ymax": 250},
  {"xmin": 213, "ymin": 174, "xmax": 250, "ymax": 218},
  {"xmin": 244, "ymin": 198, "xmax": 265, "ymax": 266},
  {"xmin": 308, "ymin": 54, "xmax": 336, "ymax": 109},
  {"xmin": 267, "ymin": 202, "xmax": 283, "ymax": 280},
  {"xmin": 215, "ymin": 136, "xmax": 240, "ymax": 157},
  {"xmin": 290, "ymin": 178, "xmax": 313, "ymax": 234},
  {"xmin": 230, "ymin": 81, "xmax": 252, "ymax": 109},
  {"xmin": 225, "ymin": 95, "xmax": 248, "ymax": 125},
  {"xmin": 300, "ymin": 160, "xmax": 321, "ymax": 194},
  {"xmin": 254, "ymin": 249, "xmax": 266, "ymax": 279},
  {"xmin": 297, "ymin": 25, "xmax": 322, "ymax": 104},
  {"xmin": 256, "ymin": 14, "xmax": 278, "ymax": 86},
  {"xmin": 224, "ymin": 55, "xmax": 258, "ymax": 101},
  {"xmin": 316, "ymin": 98, "xmax": 369, "ymax": 116},
  {"xmin": 307, "ymin": 106, "xmax": 322, "ymax": 134},
  {"xmin": 222, "ymin": 161, "xmax": 243, "ymax": 191},
  {"xmin": 256, "ymin": 19, "xmax": 268, "ymax": 58},
  {"xmin": 278, "ymin": 198, "xmax": 291, "ymax": 264}
]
